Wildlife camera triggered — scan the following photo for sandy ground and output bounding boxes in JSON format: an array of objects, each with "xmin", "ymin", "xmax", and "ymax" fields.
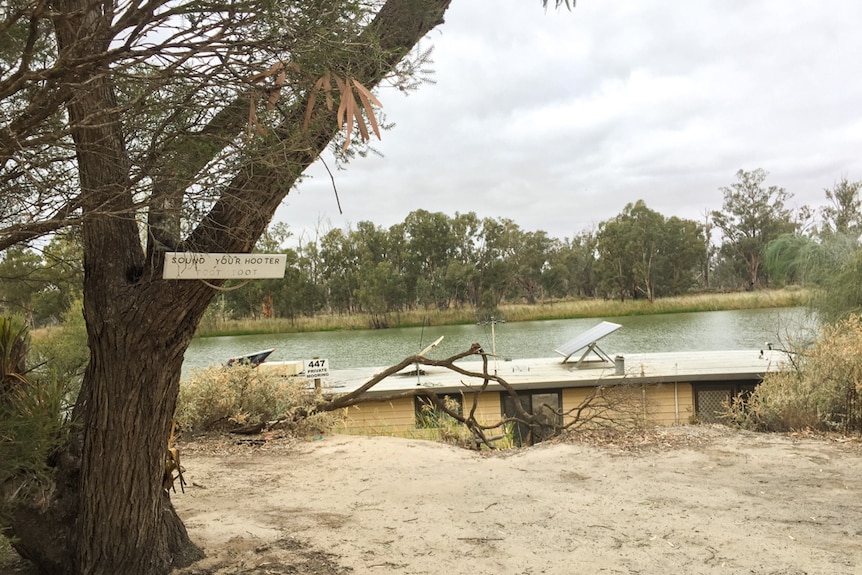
[
  {"xmin": 164, "ymin": 427, "xmax": 862, "ymax": 575},
  {"xmin": 3, "ymin": 426, "xmax": 860, "ymax": 574}
]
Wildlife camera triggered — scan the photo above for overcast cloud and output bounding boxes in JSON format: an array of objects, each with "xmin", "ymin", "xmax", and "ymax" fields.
[{"xmin": 275, "ymin": 0, "xmax": 862, "ymax": 244}]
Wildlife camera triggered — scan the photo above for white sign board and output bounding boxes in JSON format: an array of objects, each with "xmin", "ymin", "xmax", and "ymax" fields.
[
  {"xmin": 304, "ymin": 358, "xmax": 330, "ymax": 379},
  {"xmin": 163, "ymin": 252, "xmax": 287, "ymax": 280}
]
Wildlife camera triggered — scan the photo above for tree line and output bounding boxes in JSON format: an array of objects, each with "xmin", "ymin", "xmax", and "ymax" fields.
[{"xmin": 3, "ymin": 168, "xmax": 861, "ymax": 327}]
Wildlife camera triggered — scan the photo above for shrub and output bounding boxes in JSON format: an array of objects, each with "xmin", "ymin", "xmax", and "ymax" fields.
[
  {"xmin": 726, "ymin": 315, "xmax": 862, "ymax": 433},
  {"xmin": 29, "ymin": 304, "xmax": 88, "ymax": 394},
  {"xmin": 1, "ymin": 317, "xmax": 69, "ymax": 561},
  {"xmin": 176, "ymin": 365, "xmax": 342, "ymax": 435}
]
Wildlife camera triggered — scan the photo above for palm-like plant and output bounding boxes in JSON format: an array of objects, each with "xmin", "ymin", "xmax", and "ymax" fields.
[{"xmin": 0, "ymin": 316, "xmax": 30, "ymax": 396}]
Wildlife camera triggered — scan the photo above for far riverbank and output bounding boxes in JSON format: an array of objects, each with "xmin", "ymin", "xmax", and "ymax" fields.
[{"xmin": 196, "ymin": 288, "xmax": 811, "ymax": 338}]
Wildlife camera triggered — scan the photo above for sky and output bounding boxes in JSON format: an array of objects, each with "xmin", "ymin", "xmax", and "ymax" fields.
[{"xmin": 274, "ymin": 0, "xmax": 862, "ymax": 245}]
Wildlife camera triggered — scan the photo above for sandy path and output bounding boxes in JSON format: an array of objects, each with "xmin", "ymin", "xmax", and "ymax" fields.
[{"xmin": 171, "ymin": 427, "xmax": 862, "ymax": 575}]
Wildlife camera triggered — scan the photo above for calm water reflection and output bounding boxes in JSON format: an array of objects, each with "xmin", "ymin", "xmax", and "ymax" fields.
[{"xmin": 183, "ymin": 307, "xmax": 816, "ymax": 376}]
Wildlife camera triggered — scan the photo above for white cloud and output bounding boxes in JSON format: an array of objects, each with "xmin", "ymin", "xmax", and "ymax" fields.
[{"xmin": 276, "ymin": 0, "xmax": 862, "ymax": 244}]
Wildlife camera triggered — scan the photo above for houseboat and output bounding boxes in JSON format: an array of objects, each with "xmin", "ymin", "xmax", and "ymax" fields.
[{"xmin": 320, "ymin": 322, "xmax": 789, "ymax": 444}]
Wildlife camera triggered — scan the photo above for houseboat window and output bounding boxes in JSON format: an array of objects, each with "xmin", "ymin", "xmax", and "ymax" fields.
[
  {"xmin": 695, "ymin": 388, "xmax": 731, "ymax": 423},
  {"xmin": 501, "ymin": 390, "xmax": 563, "ymax": 446},
  {"xmin": 694, "ymin": 382, "xmax": 758, "ymax": 423},
  {"xmin": 414, "ymin": 394, "xmax": 463, "ymax": 428}
]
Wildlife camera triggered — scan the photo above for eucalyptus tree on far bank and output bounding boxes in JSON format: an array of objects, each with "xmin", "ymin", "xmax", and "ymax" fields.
[
  {"xmin": 595, "ymin": 200, "xmax": 703, "ymax": 302},
  {"xmin": 712, "ymin": 169, "xmax": 796, "ymax": 289}
]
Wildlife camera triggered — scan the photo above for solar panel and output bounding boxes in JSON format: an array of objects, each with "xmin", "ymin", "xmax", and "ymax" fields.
[{"xmin": 554, "ymin": 321, "xmax": 621, "ymax": 365}]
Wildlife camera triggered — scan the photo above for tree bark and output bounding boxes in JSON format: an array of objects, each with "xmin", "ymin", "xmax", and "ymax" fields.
[{"xmin": 12, "ymin": 281, "xmax": 211, "ymax": 574}]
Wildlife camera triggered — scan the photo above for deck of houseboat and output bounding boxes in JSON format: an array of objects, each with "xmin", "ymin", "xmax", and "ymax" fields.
[{"xmin": 323, "ymin": 349, "xmax": 789, "ymax": 397}]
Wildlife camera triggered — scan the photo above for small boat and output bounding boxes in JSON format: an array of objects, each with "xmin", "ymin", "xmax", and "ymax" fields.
[{"xmin": 226, "ymin": 348, "xmax": 275, "ymax": 367}]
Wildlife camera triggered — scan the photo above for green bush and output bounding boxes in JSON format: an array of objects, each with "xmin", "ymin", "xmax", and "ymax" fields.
[
  {"xmin": 726, "ymin": 315, "xmax": 862, "ymax": 433},
  {"xmin": 1, "ymin": 317, "xmax": 69, "ymax": 561},
  {"xmin": 176, "ymin": 365, "xmax": 342, "ymax": 435},
  {"xmin": 29, "ymin": 303, "xmax": 88, "ymax": 404}
]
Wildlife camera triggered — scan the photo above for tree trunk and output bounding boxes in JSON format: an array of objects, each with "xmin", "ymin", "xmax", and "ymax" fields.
[
  {"xmin": 13, "ymin": 280, "xmax": 210, "ymax": 574},
  {"xmin": 73, "ymin": 287, "xmax": 207, "ymax": 573},
  {"xmin": 746, "ymin": 253, "xmax": 760, "ymax": 289}
]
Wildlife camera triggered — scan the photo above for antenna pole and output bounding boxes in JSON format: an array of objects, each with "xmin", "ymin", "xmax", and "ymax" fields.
[
  {"xmin": 491, "ymin": 316, "xmax": 498, "ymax": 375},
  {"xmin": 477, "ymin": 316, "xmax": 504, "ymax": 375}
]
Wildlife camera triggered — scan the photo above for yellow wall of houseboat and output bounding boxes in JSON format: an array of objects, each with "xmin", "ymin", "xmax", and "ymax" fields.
[
  {"xmin": 336, "ymin": 396, "xmax": 416, "ymax": 435},
  {"xmin": 647, "ymin": 382, "xmax": 694, "ymax": 425},
  {"xmin": 559, "ymin": 382, "xmax": 693, "ymax": 427},
  {"xmin": 336, "ymin": 382, "xmax": 695, "ymax": 436},
  {"xmin": 335, "ymin": 391, "xmax": 505, "ymax": 436}
]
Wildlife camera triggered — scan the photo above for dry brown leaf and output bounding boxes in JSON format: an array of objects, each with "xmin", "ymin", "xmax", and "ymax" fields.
[
  {"xmin": 299, "ymin": 72, "xmax": 385, "ymax": 150},
  {"xmin": 265, "ymin": 69, "xmax": 286, "ymax": 109},
  {"xmin": 352, "ymin": 79, "xmax": 382, "ymax": 140},
  {"xmin": 351, "ymin": 79, "xmax": 383, "ymax": 108},
  {"xmin": 302, "ymin": 87, "xmax": 319, "ymax": 133},
  {"xmin": 333, "ymin": 74, "xmax": 348, "ymax": 129},
  {"xmin": 343, "ymin": 89, "xmax": 356, "ymax": 150},
  {"xmin": 354, "ymin": 106, "xmax": 369, "ymax": 142},
  {"xmin": 249, "ymin": 60, "xmax": 300, "ymax": 129},
  {"xmin": 302, "ymin": 73, "xmax": 338, "ymax": 132},
  {"xmin": 266, "ymin": 88, "xmax": 281, "ymax": 110}
]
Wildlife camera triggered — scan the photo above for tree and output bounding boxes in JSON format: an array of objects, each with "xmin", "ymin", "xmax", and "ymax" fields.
[
  {"xmin": 763, "ymin": 234, "xmax": 816, "ymax": 287},
  {"xmin": 655, "ymin": 215, "xmax": 706, "ymax": 297},
  {"xmin": 764, "ymin": 178, "xmax": 862, "ymax": 320},
  {"xmin": 0, "ymin": 233, "xmax": 83, "ymax": 326},
  {"xmin": 448, "ymin": 211, "xmax": 481, "ymax": 305},
  {"xmin": 625, "ymin": 201, "xmax": 665, "ymax": 302},
  {"xmin": 820, "ymin": 177, "xmax": 862, "ymax": 239},
  {"xmin": 474, "ymin": 217, "xmax": 520, "ymax": 312},
  {"xmin": 319, "ymin": 227, "xmax": 360, "ymax": 314},
  {"xmin": 546, "ymin": 231, "xmax": 597, "ymax": 298},
  {"xmin": 356, "ymin": 260, "xmax": 404, "ymax": 327},
  {"xmin": 273, "ymin": 248, "xmax": 325, "ymax": 321},
  {"xmin": 595, "ymin": 201, "xmax": 704, "ymax": 301},
  {"xmin": 712, "ymin": 169, "xmax": 796, "ymax": 288},
  {"xmin": 33, "ymin": 232, "xmax": 85, "ymax": 324},
  {"xmin": 0, "ymin": 246, "xmax": 42, "ymax": 322},
  {"xmin": 510, "ymin": 229, "xmax": 553, "ymax": 304},
  {"xmin": 349, "ymin": 220, "xmax": 406, "ymax": 323},
  {"xmin": 595, "ymin": 214, "xmax": 636, "ymax": 301},
  {"xmin": 701, "ymin": 209, "xmax": 714, "ymax": 289},
  {"xmin": 0, "ymin": 1, "xmax": 453, "ymax": 573},
  {"xmin": 402, "ymin": 209, "xmax": 455, "ymax": 309}
]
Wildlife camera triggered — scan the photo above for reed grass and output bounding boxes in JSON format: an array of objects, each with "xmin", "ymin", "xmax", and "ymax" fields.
[{"xmin": 196, "ymin": 288, "xmax": 812, "ymax": 338}]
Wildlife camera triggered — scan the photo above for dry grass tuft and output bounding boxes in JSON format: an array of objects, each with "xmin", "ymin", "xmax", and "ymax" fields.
[
  {"xmin": 726, "ymin": 314, "xmax": 862, "ymax": 433},
  {"xmin": 176, "ymin": 365, "xmax": 342, "ymax": 436}
]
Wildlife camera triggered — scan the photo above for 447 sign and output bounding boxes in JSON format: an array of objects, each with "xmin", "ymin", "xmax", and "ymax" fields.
[{"xmin": 303, "ymin": 358, "xmax": 329, "ymax": 379}]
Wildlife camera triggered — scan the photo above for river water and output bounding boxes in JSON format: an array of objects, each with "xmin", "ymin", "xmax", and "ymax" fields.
[{"xmin": 183, "ymin": 307, "xmax": 816, "ymax": 377}]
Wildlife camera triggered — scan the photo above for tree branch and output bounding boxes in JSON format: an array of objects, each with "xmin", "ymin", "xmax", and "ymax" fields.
[{"xmin": 183, "ymin": 0, "xmax": 453, "ymax": 254}]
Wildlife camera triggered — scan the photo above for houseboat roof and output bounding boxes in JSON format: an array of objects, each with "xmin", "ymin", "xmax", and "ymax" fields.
[{"xmin": 321, "ymin": 349, "xmax": 789, "ymax": 397}]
